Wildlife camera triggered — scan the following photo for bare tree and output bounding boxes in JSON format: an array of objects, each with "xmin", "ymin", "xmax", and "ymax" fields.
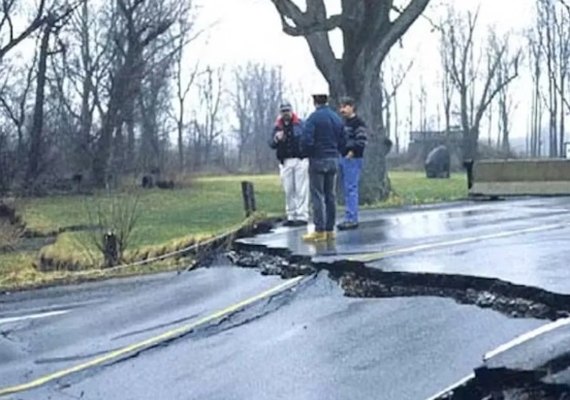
[
  {"xmin": 25, "ymin": 11, "xmax": 73, "ymax": 187},
  {"xmin": 0, "ymin": 1, "xmax": 85, "ymax": 190},
  {"xmin": 57, "ymin": 0, "xmax": 116, "ymax": 174},
  {"xmin": 189, "ymin": 66, "xmax": 224, "ymax": 170},
  {"xmin": 0, "ymin": 0, "xmax": 48, "ymax": 62},
  {"xmin": 381, "ymin": 59, "xmax": 413, "ymax": 154},
  {"xmin": 138, "ymin": 55, "xmax": 172, "ymax": 174},
  {"xmin": 527, "ymin": 25, "xmax": 544, "ymax": 157},
  {"xmin": 250, "ymin": 64, "xmax": 283, "ymax": 172},
  {"xmin": 407, "ymin": 86, "xmax": 414, "ymax": 150},
  {"xmin": 231, "ymin": 65, "xmax": 255, "ymax": 169},
  {"xmin": 84, "ymin": 189, "xmax": 141, "ymax": 267},
  {"xmin": 91, "ymin": 0, "xmax": 186, "ymax": 187},
  {"xmin": 531, "ymin": 0, "xmax": 570, "ymax": 157},
  {"xmin": 163, "ymin": 8, "xmax": 203, "ymax": 172},
  {"xmin": 417, "ymin": 77, "xmax": 428, "ymax": 133},
  {"xmin": 0, "ymin": 56, "xmax": 36, "ymax": 159},
  {"xmin": 440, "ymin": 32, "xmax": 455, "ymax": 136},
  {"xmin": 540, "ymin": 0, "xmax": 560, "ymax": 157},
  {"xmin": 439, "ymin": 8, "xmax": 521, "ymax": 160},
  {"xmin": 494, "ymin": 35, "xmax": 517, "ymax": 153},
  {"xmin": 0, "ymin": 0, "xmax": 202, "ymax": 192},
  {"xmin": 172, "ymin": 51, "xmax": 199, "ymax": 171},
  {"xmin": 486, "ymin": 97, "xmax": 494, "ymax": 147},
  {"xmin": 230, "ymin": 63, "xmax": 287, "ymax": 172},
  {"xmin": 268, "ymin": 0, "xmax": 430, "ymax": 202}
]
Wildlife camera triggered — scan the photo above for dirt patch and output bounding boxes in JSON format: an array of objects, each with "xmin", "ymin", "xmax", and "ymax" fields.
[{"xmin": 227, "ymin": 250, "xmax": 314, "ymax": 279}]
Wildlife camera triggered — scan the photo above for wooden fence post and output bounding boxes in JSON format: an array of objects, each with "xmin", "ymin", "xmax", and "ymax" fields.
[
  {"xmin": 241, "ymin": 181, "xmax": 256, "ymax": 217},
  {"xmin": 103, "ymin": 231, "xmax": 119, "ymax": 268}
]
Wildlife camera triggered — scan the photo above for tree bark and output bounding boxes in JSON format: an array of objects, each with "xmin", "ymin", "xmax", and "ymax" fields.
[
  {"xmin": 92, "ymin": 73, "xmax": 125, "ymax": 187},
  {"xmin": 25, "ymin": 22, "xmax": 51, "ymax": 187}
]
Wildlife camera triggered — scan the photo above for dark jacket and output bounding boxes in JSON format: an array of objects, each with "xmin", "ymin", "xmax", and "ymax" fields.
[
  {"xmin": 269, "ymin": 113, "xmax": 304, "ymax": 163},
  {"xmin": 343, "ymin": 115, "xmax": 368, "ymax": 158},
  {"xmin": 301, "ymin": 105, "xmax": 345, "ymax": 159}
]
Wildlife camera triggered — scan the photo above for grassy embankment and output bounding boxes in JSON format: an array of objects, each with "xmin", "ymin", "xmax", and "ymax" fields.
[{"xmin": 0, "ymin": 172, "xmax": 466, "ymax": 290}]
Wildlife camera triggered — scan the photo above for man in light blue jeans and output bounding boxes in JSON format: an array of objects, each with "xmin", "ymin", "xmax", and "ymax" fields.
[{"xmin": 338, "ymin": 97, "xmax": 368, "ymax": 230}]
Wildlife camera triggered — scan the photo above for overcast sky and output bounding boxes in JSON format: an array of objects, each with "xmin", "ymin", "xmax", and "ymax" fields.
[{"xmin": 192, "ymin": 0, "xmax": 536, "ymax": 146}]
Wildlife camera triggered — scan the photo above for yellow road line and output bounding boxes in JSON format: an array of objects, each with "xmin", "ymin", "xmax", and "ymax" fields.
[
  {"xmin": 350, "ymin": 223, "xmax": 564, "ymax": 263},
  {"xmin": 0, "ymin": 276, "xmax": 304, "ymax": 397}
]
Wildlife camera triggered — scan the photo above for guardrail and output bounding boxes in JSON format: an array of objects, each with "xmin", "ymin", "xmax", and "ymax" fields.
[{"xmin": 469, "ymin": 159, "xmax": 570, "ymax": 197}]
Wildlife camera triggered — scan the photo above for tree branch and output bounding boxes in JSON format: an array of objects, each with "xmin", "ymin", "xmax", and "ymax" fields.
[
  {"xmin": 368, "ymin": 0, "xmax": 430, "ymax": 77},
  {"xmin": 0, "ymin": 8, "xmax": 47, "ymax": 60},
  {"xmin": 474, "ymin": 35, "xmax": 519, "ymax": 126},
  {"xmin": 270, "ymin": 0, "xmax": 342, "ymax": 36}
]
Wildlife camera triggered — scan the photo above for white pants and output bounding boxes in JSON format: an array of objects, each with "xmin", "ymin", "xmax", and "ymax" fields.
[{"xmin": 279, "ymin": 158, "xmax": 309, "ymax": 221}]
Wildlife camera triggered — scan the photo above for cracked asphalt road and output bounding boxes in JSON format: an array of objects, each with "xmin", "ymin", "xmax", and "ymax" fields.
[{"xmin": 2, "ymin": 198, "xmax": 570, "ymax": 399}]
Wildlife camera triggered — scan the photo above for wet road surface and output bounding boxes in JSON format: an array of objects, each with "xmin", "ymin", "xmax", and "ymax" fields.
[
  {"xmin": 16, "ymin": 274, "xmax": 542, "ymax": 400},
  {"xmin": 2, "ymin": 198, "xmax": 570, "ymax": 399}
]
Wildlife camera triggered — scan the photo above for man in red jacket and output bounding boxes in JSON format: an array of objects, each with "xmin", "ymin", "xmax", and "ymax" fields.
[{"xmin": 269, "ymin": 102, "xmax": 309, "ymax": 227}]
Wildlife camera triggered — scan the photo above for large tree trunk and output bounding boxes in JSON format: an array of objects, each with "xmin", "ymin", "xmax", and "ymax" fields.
[
  {"xmin": 462, "ymin": 128, "xmax": 479, "ymax": 161},
  {"xmin": 26, "ymin": 24, "xmax": 51, "ymax": 187},
  {"xmin": 77, "ymin": 73, "xmax": 93, "ymax": 172},
  {"xmin": 358, "ymin": 79, "xmax": 391, "ymax": 202},
  {"xmin": 126, "ymin": 118, "xmax": 136, "ymax": 173},
  {"xmin": 269, "ymin": 0, "xmax": 430, "ymax": 202},
  {"xmin": 76, "ymin": 0, "xmax": 94, "ymax": 174},
  {"xmin": 92, "ymin": 48, "xmax": 143, "ymax": 186},
  {"xmin": 92, "ymin": 84, "xmax": 123, "ymax": 187}
]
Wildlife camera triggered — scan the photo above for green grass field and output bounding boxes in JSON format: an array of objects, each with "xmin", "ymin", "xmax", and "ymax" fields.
[
  {"xmin": 385, "ymin": 171, "xmax": 467, "ymax": 206},
  {"xmin": 1, "ymin": 172, "xmax": 467, "ymax": 289}
]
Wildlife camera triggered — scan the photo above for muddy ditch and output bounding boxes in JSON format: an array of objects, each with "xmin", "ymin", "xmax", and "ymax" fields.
[{"xmin": 35, "ymin": 217, "xmax": 277, "ymax": 273}]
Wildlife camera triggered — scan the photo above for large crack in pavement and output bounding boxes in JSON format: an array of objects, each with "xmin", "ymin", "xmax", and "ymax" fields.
[
  {"xmin": 437, "ymin": 376, "xmax": 570, "ymax": 400},
  {"xmin": 226, "ymin": 244, "xmax": 570, "ymax": 399},
  {"xmin": 444, "ymin": 350, "xmax": 570, "ymax": 399},
  {"xmin": 227, "ymin": 249, "xmax": 570, "ymax": 321}
]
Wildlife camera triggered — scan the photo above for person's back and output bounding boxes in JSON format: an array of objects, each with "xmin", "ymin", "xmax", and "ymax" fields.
[
  {"xmin": 302, "ymin": 105, "xmax": 345, "ymax": 159},
  {"xmin": 301, "ymin": 93, "xmax": 345, "ymax": 243}
]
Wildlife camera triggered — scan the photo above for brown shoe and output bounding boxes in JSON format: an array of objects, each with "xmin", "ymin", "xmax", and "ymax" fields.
[
  {"xmin": 326, "ymin": 231, "xmax": 336, "ymax": 241},
  {"xmin": 302, "ymin": 231, "xmax": 328, "ymax": 243}
]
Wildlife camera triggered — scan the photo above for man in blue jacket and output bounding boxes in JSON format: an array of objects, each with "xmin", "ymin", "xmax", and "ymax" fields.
[{"xmin": 301, "ymin": 91, "xmax": 345, "ymax": 242}]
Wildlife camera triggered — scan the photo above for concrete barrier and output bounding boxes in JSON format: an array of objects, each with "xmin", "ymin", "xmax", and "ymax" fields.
[{"xmin": 469, "ymin": 159, "xmax": 570, "ymax": 197}]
